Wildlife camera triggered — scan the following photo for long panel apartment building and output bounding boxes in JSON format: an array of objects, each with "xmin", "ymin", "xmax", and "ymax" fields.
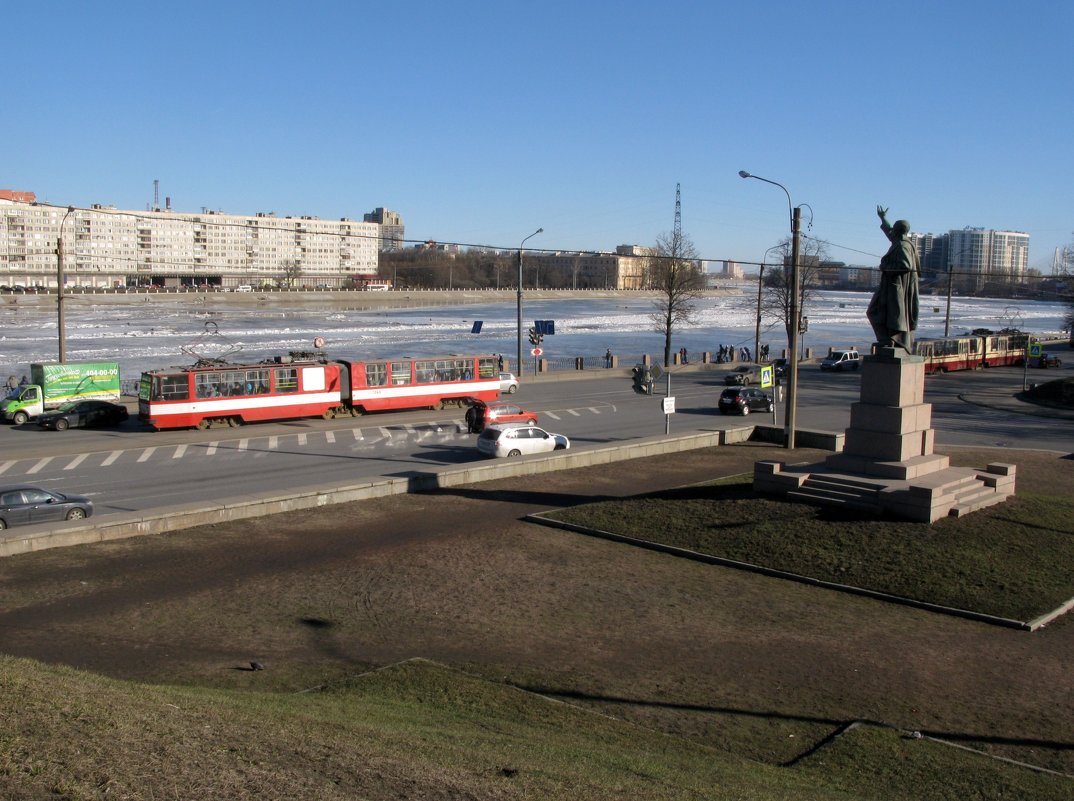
[{"xmin": 0, "ymin": 191, "xmax": 390, "ymax": 290}]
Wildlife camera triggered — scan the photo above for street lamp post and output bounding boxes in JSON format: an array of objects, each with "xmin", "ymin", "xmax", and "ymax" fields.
[
  {"xmin": 517, "ymin": 228, "xmax": 543, "ymax": 378},
  {"xmin": 56, "ymin": 206, "xmax": 76, "ymax": 363},
  {"xmin": 739, "ymin": 171, "xmax": 800, "ymax": 449},
  {"xmin": 755, "ymin": 244, "xmax": 782, "ymax": 365}
]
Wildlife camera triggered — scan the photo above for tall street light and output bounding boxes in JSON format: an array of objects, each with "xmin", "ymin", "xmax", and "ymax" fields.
[
  {"xmin": 56, "ymin": 205, "xmax": 76, "ymax": 363},
  {"xmin": 739, "ymin": 171, "xmax": 800, "ymax": 449},
  {"xmin": 755, "ymin": 243, "xmax": 782, "ymax": 365},
  {"xmin": 517, "ymin": 227, "xmax": 543, "ymax": 378}
]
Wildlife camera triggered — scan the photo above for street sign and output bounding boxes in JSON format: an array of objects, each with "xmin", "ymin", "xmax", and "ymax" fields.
[
  {"xmin": 760, "ymin": 365, "xmax": 774, "ymax": 388},
  {"xmin": 662, "ymin": 397, "xmax": 676, "ymax": 415},
  {"xmin": 530, "ymin": 347, "xmax": 543, "ymax": 356}
]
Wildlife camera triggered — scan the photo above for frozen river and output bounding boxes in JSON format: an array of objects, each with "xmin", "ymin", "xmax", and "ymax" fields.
[{"xmin": 1, "ymin": 290, "xmax": 1068, "ymax": 381}]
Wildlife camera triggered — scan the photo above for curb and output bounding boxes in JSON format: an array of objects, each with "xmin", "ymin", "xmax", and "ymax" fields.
[{"xmin": 0, "ymin": 427, "xmax": 755, "ymax": 558}]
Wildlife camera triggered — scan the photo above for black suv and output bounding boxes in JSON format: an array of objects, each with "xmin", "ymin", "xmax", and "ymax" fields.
[{"xmin": 718, "ymin": 387, "xmax": 773, "ymax": 415}]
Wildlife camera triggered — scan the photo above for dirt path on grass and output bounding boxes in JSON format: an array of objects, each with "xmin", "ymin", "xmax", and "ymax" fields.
[{"xmin": 0, "ymin": 443, "xmax": 1071, "ymax": 771}]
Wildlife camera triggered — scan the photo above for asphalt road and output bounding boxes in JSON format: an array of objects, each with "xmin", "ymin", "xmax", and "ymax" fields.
[{"xmin": 0, "ymin": 361, "xmax": 1070, "ymax": 522}]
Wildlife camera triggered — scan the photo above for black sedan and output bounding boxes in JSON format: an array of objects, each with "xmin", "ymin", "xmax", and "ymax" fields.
[
  {"xmin": 0, "ymin": 486, "xmax": 94, "ymax": 530},
  {"xmin": 37, "ymin": 400, "xmax": 129, "ymax": 431},
  {"xmin": 718, "ymin": 387, "xmax": 773, "ymax": 415}
]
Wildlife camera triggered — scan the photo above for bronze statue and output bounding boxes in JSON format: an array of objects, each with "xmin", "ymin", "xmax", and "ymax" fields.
[{"xmin": 867, "ymin": 206, "xmax": 920, "ymax": 354}]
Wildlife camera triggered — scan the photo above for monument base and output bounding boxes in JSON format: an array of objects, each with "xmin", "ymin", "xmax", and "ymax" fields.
[{"xmin": 753, "ymin": 346, "xmax": 1017, "ymax": 522}]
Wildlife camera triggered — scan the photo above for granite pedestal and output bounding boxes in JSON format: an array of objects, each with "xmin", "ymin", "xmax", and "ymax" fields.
[{"xmin": 754, "ymin": 347, "xmax": 1016, "ymax": 522}]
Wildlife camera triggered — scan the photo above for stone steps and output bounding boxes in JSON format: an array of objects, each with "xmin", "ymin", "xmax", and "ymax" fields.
[{"xmin": 786, "ymin": 474, "xmax": 884, "ymax": 514}]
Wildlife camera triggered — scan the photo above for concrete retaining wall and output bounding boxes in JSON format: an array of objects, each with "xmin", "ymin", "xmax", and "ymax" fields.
[{"xmin": 0, "ymin": 426, "xmax": 762, "ymax": 558}]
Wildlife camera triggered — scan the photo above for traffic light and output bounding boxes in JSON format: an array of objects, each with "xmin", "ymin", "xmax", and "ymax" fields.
[{"xmin": 528, "ymin": 327, "xmax": 543, "ymax": 346}]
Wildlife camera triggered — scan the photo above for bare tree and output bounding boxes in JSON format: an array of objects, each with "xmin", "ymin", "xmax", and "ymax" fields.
[
  {"xmin": 760, "ymin": 235, "xmax": 831, "ymax": 345},
  {"xmin": 648, "ymin": 230, "xmax": 704, "ymax": 367},
  {"xmin": 278, "ymin": 259, "xmax": 302, "ymax": 288}
]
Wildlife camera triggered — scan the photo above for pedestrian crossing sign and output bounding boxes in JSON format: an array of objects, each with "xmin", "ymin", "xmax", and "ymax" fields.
[{"xmin": 760, "ymin": 366, "xmax": 774, "ymax": 388}]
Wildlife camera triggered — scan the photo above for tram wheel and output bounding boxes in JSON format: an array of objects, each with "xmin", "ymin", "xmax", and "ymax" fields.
[{"xmin": 195, "ymin": 419, "xmax": 211, "ymax": 430}]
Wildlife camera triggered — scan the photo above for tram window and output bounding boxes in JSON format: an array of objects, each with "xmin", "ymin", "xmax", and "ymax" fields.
[
  {"xmin": 478, "ymin": 357, "xmax": 496, "ymax": 378},
  {"xmin": 195, "ymin": 372, "xmax": 222, "ymax": 398},
  {"xmin": 365, "ymin": 363, "xmax": 387, "ymax": 387},
  {"xmin": 390, "ymin": 362, "xmax": 411, "ymax": 385},
  {"xmin": 275, "ymin": 367, "xmax": 299, "ymax": 393},
  {"xmin": 158, "ymin": 374, "xmax": 190, "ymax": 401},
  {"xmin": 415, "ymin": 360, "xmax": 437, "ymax": 383}
]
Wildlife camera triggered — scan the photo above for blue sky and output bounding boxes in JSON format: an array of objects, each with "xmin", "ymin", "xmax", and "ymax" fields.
[{"xmin": 6, "ymin": 1, "xmax": 1072, "ymax": 270}]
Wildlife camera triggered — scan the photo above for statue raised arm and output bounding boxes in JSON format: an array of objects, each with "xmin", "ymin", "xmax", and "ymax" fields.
[{"xmin": 866, "ymin": 206, "xmax": 919, "ymax": 354}]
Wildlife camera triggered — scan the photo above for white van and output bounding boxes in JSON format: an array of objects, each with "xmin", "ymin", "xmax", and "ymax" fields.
[
  {"xmin": 236, "ymin": 285, "xmax": 253, "ymax": 293},
  {"xmin": 820, "ymin": 349, "xmax": 861, "ymax": 372}
]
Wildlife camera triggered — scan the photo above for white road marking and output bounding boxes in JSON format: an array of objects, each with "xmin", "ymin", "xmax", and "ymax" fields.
[
  {"xmin": 325, "ymin": 430, "xmax": 336, "ymax": 444},
  {"xmin": 173, "ymin": 444, "xmax": 187, "ymax": 459},
  {"xmin": 101, "ymin": 450, "xmax": 123, "ymax": 466},
  {"xmin": 206, "ymin": 441, "xmax": 218, "ymax": 456},
  {"xmin": 268, "ymin": 436, "xmax": 279, "ymax": 449},
  {"xmin": 65, "ymin": 454, "xmax": 89, "ymax": 470},
  {"xmin": 0, "ymin": 460, "xmax": 14, "ymax": 476},
  {"xmin": 27, "ymin": 457, "xmax": 54, "ymax": 475},
  {"xmin": 137, "ymin": 447, "xmax": 157, "ymax": 463}
]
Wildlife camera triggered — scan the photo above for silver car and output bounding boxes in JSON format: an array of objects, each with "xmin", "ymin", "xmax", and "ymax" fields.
[
  {"xmin": 498, "ymin": 372, "xmax": 519, "ymax": 394},
  {"xmin": 476, "ymin": 424, "xmax": 569, "ymax": 458}
]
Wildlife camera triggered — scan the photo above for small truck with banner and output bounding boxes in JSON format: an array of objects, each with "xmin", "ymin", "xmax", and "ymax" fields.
[{"xmin": 1, "ymin": 362, "xmax": 122, "ymax": 424}]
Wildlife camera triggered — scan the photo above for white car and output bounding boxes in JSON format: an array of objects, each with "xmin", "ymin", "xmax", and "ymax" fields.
[
  {"xmin": 498, "ymin": 372, "xmax": 519, "ymax": 394},
  {"xmin": 476, "ymin": 424, "xmax": 570, "ymax": 458}
]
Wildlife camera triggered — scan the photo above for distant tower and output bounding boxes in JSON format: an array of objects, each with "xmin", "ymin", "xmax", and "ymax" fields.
[
  {"xmin": 153, "ymin": 179, "xmax": 160, "ymax": 212},
  {"xmin": 673, "ymin": 183, "xmax": 681, "ymax": 241}
]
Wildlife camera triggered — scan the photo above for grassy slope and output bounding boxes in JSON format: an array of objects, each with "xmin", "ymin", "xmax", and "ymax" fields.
[
  {"xmin": 549, "ymin": 480, "xmax": 1074, "ymax": 622},
  {"xmin": 2, "ymin": 656, "xmax": 1068, "ymax": 801}
]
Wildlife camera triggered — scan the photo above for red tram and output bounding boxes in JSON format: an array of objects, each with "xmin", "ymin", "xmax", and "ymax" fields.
[
  {"xmin": 139, "ymin": 354, "xmax": 500, "ymax": 430},
  {"xmin": 914, "ymin": 334, "xmax": 1026, "ymax": 375}
]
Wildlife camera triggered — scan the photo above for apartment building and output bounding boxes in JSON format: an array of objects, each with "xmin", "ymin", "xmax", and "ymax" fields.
[
  {"xmin": 911, "ymin": 227, "xmax": 1030, "ymax": 292},
  {"xmin": 0, "ymin": 195, "xmax": 381, "ymax": 289}
]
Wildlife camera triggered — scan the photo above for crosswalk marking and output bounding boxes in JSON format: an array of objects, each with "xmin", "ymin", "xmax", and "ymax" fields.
[
  {"xmin": 0, "ymin": 406, "xmax": 608, "ymax": 478},
  {"xmin": 27, "ymin": 457, "xmax": 53, "ymax": 475}
]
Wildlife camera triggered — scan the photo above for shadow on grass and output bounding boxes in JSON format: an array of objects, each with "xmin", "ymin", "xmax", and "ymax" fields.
[{"xmin": 521, "ymin": 685, "xmax": 1074, "ymax": 753}]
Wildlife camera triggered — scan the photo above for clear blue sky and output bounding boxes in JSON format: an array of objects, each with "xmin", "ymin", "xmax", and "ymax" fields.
[{"xmin": 7, "ymin": 1, "xmax": 1072, "ymax": 270}]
